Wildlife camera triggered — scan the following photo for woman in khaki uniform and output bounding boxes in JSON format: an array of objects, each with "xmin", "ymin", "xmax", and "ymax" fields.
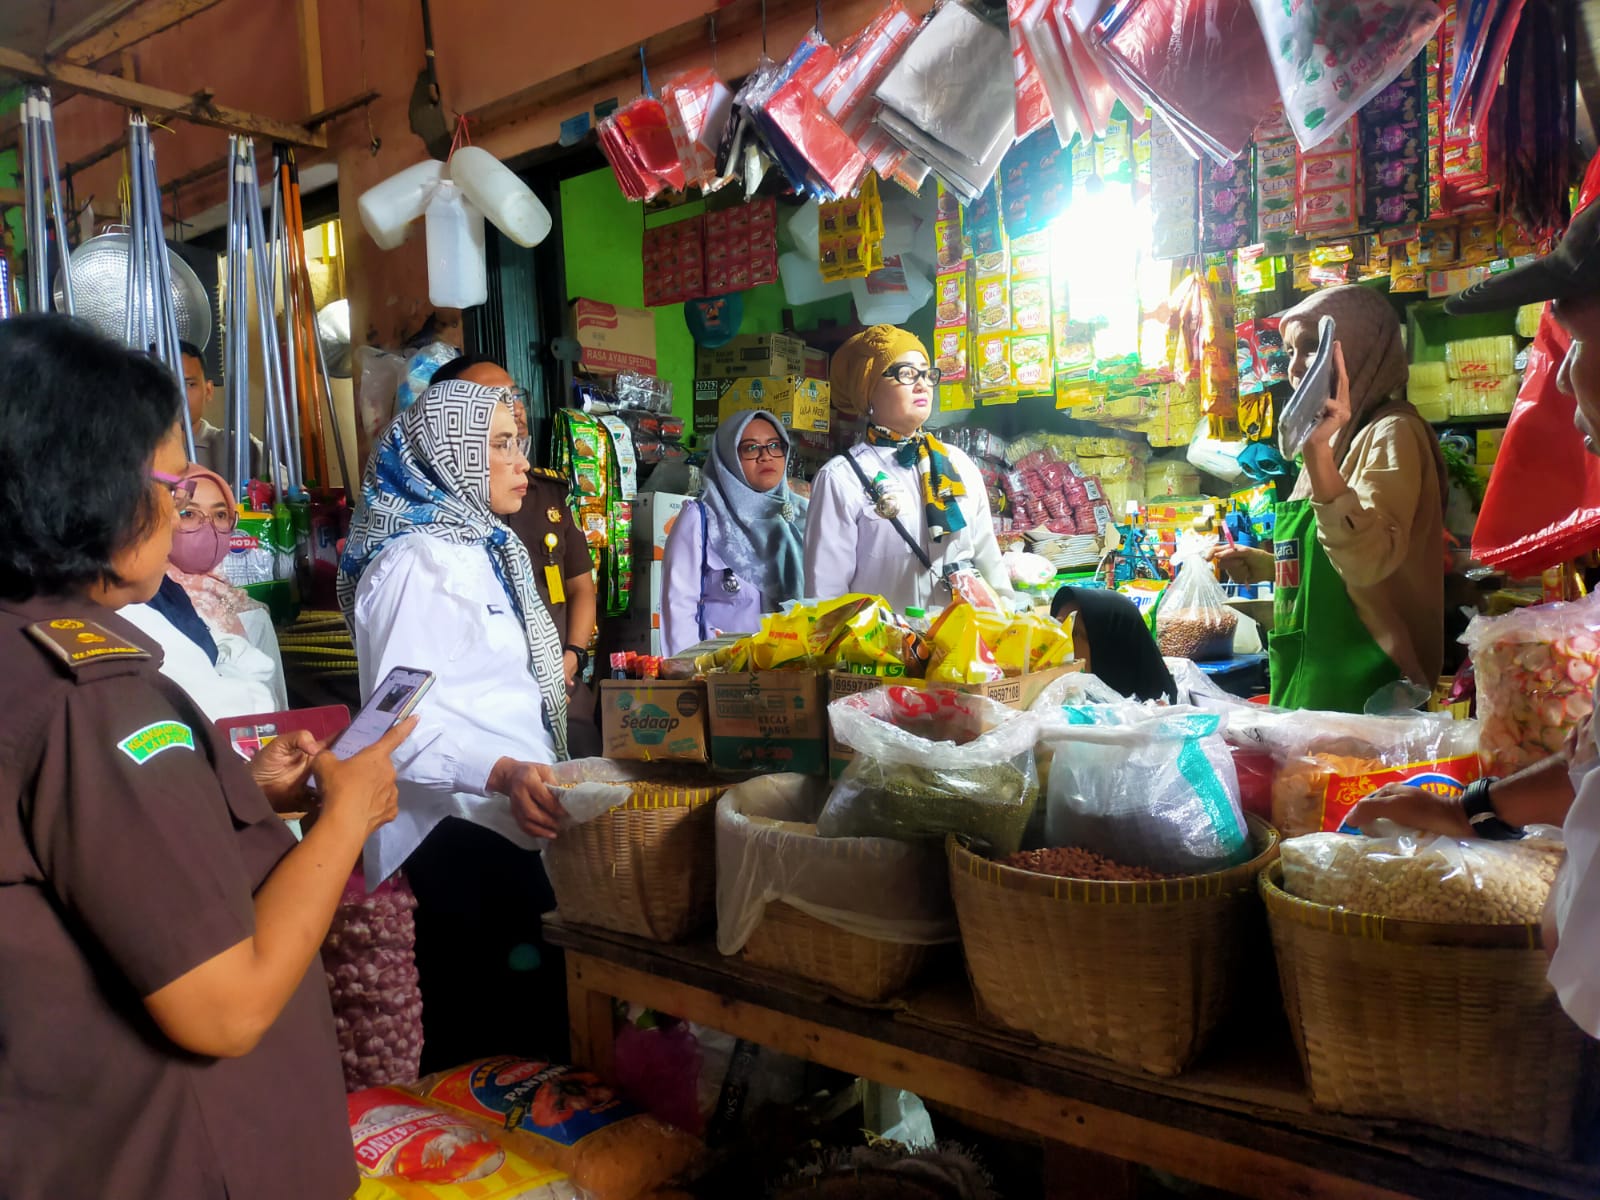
[{"xmin": 0, "ymin": 315, "xmax": 412, "ymax": 1200}]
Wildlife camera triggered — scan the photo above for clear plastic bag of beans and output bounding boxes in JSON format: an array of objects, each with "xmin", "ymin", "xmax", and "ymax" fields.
[
  {"xmin": 1156, "ymin": 556, "xmax": 1238, "ymax": 661},
  {"xmin": 1465, "ymin": 596, "xmax": 1600, "ymax": 776}
]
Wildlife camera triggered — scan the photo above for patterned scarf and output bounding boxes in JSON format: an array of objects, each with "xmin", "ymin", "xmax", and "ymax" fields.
[
  {"xmin": 865, "ymin": 425, "xmax": 968, "ymax": 540},
  {"xmin": 337, "ymin": 380, "xmax": 569, "ymax": 759}
]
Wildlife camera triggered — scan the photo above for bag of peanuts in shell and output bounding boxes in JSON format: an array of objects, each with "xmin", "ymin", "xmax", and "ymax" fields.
[
  {"xmin": 1281, "ymin": 823, "xmax": 1566, "ymax": 925},
  {"xmin": 1223, "ymin": 708, "xmax": 1481, "ymax": 838},
  {"xmin": 1463, "ymin": 596, "xmax": 1600, "ymax": 777},
  {"xmin": 1155, "ymin": 556, "xmax": 1239, "ymax": 662}
]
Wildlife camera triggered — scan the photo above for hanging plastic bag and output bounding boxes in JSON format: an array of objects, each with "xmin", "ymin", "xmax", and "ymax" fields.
[
  {"xmin": 1469, "ymin": 308, "xmax": 1600, "ymax": 577},
  {"xmin": 820, "ymin": 687, "xmax": 1042, "ymax": 855},
  {"xmin": 1463, "ymin": 594, "xmax": 1600, "ymax": 776},
  {"xmin": 1008, "ymin": 0, "xmax": 1054, "ymax": 139},
  {"xmin": 1155, "ymin": 555, "xmax": 1238, "ymax": 661},
  {"xmin": 1040, "ymin": 706, "xmax": 1250, "ymax": 874},
  {"xmin": 1185, "ymin": 421, "xmax": 1245, "ymax": 482},
  {"xmin": 662, "ymin": 69, "xmax": 735, "ymax": 192},
  {"xmin": 1246, "ymin": 0, "xmax": 1442, "ymax": 151},
  {"xmin": 1281, "ymin": 823, "xmax": 1565, "ymax": 925},
  {"xmin": 1093, "ymin": 0, "xmax": 1280, "ymax": 163}
]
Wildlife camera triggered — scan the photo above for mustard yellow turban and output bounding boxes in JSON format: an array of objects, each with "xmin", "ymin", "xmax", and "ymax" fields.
[{"xmin": 828, "ymin": 325, "xmax": 930, "ymax": 420}]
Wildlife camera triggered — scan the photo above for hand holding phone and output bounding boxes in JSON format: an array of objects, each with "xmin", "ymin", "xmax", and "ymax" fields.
[
  {"xmin": 313, "ymin": 717, "xmax": 418, "ymax": 840},
  {"xmin": 331, "ymin": 667, "xmax": 435, "ymax": 760}
]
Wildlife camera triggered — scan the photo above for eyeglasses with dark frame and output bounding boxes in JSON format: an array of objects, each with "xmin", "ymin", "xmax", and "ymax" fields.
[
  {"xmin": 737, "ymin": 439, "xmax": 787, "ymax": 461},
  {"xmin": 881, "ymin": 362, "xmax": 943, "ymax": 388}
]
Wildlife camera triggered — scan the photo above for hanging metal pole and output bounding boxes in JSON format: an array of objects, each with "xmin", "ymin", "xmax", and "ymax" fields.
[
  {"xmin": 246, "ymin": 141, "xmax": 297, "ymax": 498},
  {"xmin": 222, "ymin": 136, "xmax": 243, "ymax": 493},
  {"xmin": 40, "ymin": 89, "xmax": 74, "ymax": 315},
  {"xmin": 123, "ymin": 119, "xmax": 143, "ymax": 348},
  {"xmin": 276, "ymin": 162, "xmax": 306, "ymax": 492},
  {"xmin": 264, "ymin": 147, "xmax": 298, "ymax": 499},
  {"xmin": 21, "ymin": 93, "xmax": 46, "ymax": 310}
]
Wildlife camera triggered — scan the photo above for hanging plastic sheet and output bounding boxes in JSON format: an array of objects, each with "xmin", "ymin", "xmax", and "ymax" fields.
[
  {"xmin": 1092, "ymin": 0, "xmax": 1279, "ymax": 164},
  {"xmin": 874, "ymin": 1, "xmax": 1016, "ymax": 202},
  {"xmin": 819, "ymin": 2, "xmax": 925, "ymax": 191},
  {"xmin": 663, "ymin": 69, "xmax": 734, "ymax": 192},
  {"xmin": 761, "ymin": 31, "xmax": 870, "ymax": 197},
  {"xmin": 1008, "ymin": 0, "xmax": 1054, "ymax": 140},
  {"xmin": 1245, "ymin": 0, "xmax": 1442, "ymax": 151}
]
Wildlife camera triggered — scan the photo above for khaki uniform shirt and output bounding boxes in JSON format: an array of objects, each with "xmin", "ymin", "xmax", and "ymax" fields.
[
  {"xmin": 0, "ymin": 595, "xmax": 355, "ymax": 1200},
  {"xmin": 505, "ymin": 467, "xmax": 594, "ymax": 652}
]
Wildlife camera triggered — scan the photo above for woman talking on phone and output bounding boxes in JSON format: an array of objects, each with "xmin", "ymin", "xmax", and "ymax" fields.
[{"xmin": 1213, "ymin": 286, "xmax": 1446, "ymax": 711}]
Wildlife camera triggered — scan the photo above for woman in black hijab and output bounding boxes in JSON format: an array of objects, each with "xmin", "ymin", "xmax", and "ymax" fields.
[{"xmin": 1052, "ymin": 585, "xmax": 1176, "ymax": 703}]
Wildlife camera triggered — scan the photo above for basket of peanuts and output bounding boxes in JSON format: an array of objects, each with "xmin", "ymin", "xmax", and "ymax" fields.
[
  {"xmin": 1262, "ymin": 829, "xmax": 1599, "ymax": 1156},
  {"xmin": 1464, "ymin": 596, "xmax": 1600, "ymax": 777},
  {"xmin": 946, "ymin": 814, "xmax": 1280, "ymax": 1077}
]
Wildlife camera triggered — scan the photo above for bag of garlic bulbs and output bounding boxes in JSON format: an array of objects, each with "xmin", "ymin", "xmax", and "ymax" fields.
[{"xmin": 1281, "ymin": 823, "xmax": 1565, "ymax": 925}]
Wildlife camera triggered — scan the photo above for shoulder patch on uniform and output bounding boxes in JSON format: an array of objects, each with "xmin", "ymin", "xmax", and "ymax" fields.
[
  {"xmin": 529, "ymin": 467, "xmax": 568, "ymax": 482},
  {"xmin": 117, "ymin": 720, "xmax": 195, "ymax": 764},
  {"xmin": 26, "ymin": 619, "xmax": 151, "ymax": 671}
]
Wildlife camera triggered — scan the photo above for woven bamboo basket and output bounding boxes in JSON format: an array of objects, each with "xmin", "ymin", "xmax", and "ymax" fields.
[
  {"xmin": 1260, "ymin": 861, "xmax": 1600, "ymax": 1156},
  {"xmin": 948, "ymin": 815, "xmax": 1280, "ymax": 1076},
  {"xmin": 740, "ymin": 900, "xmax": 933, "ymax": 1004},
  {"xmin": 543, "ymin": 777, "xmax": 728, "ymax": 942}
]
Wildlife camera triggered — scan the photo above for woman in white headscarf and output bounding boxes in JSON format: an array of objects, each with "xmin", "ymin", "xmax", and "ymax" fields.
[
  {"xmin": 661, "ymin": 409, "xmax": 808, "ymax": 658},
  {"xmin": 338, "ymin": 378, "xmax": 568, "ymax": 888}
]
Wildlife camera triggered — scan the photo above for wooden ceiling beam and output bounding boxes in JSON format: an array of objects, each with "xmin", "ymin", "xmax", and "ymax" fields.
[
  {"xmin": 0, "ymin": 44, "xmax": 327, "ymax": 148},
  {"xmin": 54, "ymin": 0, "xmax": 231, "ymax": 68}
]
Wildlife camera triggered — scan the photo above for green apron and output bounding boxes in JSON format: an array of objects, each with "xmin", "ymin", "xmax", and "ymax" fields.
[{"xmin": 1268, "ymin": 497, "xmax": 1402, "ymax": 712}]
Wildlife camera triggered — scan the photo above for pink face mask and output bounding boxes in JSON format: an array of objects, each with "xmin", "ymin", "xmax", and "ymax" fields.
[{"xmin": 169, "ymin": 522, "xmax": 230, "ymax": 575}]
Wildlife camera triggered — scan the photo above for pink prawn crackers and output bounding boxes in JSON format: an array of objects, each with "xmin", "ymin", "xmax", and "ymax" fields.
[{"xmin": 1467, "ymin": 599, "xmax": 1600, "ymax": 776}]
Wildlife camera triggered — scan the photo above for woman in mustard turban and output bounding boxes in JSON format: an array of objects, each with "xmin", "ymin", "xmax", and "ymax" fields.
[{"xmin": 804, "ymin": 325, "xmax": 1013, "ymax": 611}]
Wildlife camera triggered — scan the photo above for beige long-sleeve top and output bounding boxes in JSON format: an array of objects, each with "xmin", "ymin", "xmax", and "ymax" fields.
[{"xmin": 1292, "ymin": 409, "xmax": 1445, "ymax": 689}]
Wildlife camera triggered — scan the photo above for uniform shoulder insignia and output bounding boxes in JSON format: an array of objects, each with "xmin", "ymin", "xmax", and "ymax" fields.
[
  {"xmin": 26, "ymin": 618, "xmax": 151, "ymax": 674},
  {"xmin": 529, "ymin": 467, "xmax": 568, "ymax": 483}
]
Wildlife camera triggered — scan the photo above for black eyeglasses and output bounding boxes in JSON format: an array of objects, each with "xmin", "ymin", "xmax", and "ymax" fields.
[
  {"xmin": 737, "ymin": 440, "xmax": 787, "ymax": 461},
  {"xmin": 882, "ymin": 363, "xmax": 942, "ymax": 387}
]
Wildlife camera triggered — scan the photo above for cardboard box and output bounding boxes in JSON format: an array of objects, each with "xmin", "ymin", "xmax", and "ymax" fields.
[
  {"xmin": 693, "ymin": 379, "xmax": 724, "ymax": 438},
  {"xmin": 572, "ymin": 299, "xmax": 657, "ymax": 376},
  {"xmin": 802, "ymin": 346, "xmax": 830, "ymax": 381},
  {"xmin": 706, "ymin": 670, "xmax": 827, "ymax": 775},
  {"xmin": 600, "ymin": 680, "xmax": 709, "ymax": 763},
  {"xmin": 718, "ymin": 376, "xmax": 831, "ymax": 434},
  {"xmin": 696, "ymin": 332, "xmax": 808, "ymax": 381},
  {"xmin": 633, "ymin": 492, "xmax": 690, "ymax": 559},
  {"xmin": 826, "ymin": 666, "xmax": 1078, "ymax": 779}
]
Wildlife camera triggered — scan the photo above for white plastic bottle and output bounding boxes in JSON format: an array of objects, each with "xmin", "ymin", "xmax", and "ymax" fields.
[
  {"xmin": 358, "ymin": 159, "xmax": 445, "ymax": 250},
  {"xmin": 448, "ymin": 146, "xmax": 552, "ymax": 248},
  {"xmin": 424, "ymin": 180, "xmax": 487, "ymax": 308}
]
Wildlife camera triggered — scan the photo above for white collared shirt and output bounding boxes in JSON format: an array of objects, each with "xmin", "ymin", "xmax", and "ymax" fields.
[
  {"xmin": 120, "ymin": 602, "xmax": 278, "ymax": 723},
  {"xmin": 803, "ymin": 441, "xmax": 1012, "ymax": 612},
  {"xmin": 660, "ymin": 499, "xmax": 767, "ymax": 658},
  {"xmin": 351, "ymin": 532, "xmax": 554, "ymax": 887}
]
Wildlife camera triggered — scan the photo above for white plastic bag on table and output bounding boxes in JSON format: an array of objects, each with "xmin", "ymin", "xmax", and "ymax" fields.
[
  {"xmin": 423, "ymin": 180, "xmax": 486, "ymax": 308},
  {"xmin": 1280, "ymin": 822, "xmax": 1565, "ymax": 924},
  {"xmin": 1464, "ymin": 594, "xmax": 1600, "ymax": 776},
  {"xmin": 1245, "ymin": 0, "xmax": 1442, "ymax": 151},
  {"xmin": 715, "ymin": 774, "xmax": 956, "ymax": 956},
  {"xmin": 1155, "ymin": 555, "xmax": 1238, "ymax": 661},
  {"xmin": 1227, "ymin": 707, "xmax": 1481, "ymax": 838},
  {"xmin": 1040, "ymin": 706, "xmax": 1250, "ymax": 874},
  {"xmin": 544, "ymin": 757, "xmax": 661, "ymax": 826},
  {"xmin": 820, "ymin": 687, "xmax": 1042, "ymax": 856}
]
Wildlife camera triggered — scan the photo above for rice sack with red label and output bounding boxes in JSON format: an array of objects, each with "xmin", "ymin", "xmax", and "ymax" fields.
[{"xmin": 405, "ymin": 1057, "xmax": 701, "ymax": 1200}]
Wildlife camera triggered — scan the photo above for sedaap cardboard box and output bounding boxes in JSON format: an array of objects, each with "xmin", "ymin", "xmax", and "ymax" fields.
[
  {"xmin": 706, "ymin": 670, "xmax": 827, "ymax": 775},
  {"xmin": 696, "ymin": 332, "xmax": 808, "ymax": 381},
  {"xmin": 600, "ymin": 680, "xmax": 709, "ymax": 763},
  {"xmin": 571, "ymin": 299, "xmax": 657, "ymax": 376},
  {"xmin": 826, "ymin": 665, "xmax": 1079, "ymax": 779},
  {"xmin": 717, "ymin": 376, "xmax": 831, "ymax": 434}
]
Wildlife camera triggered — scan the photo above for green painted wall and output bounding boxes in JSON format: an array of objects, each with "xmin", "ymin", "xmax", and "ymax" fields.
[
  {"xmin": 559, "ymin": 167, "xmax": 858, "ymax": 426},
  {"xmin": 2, "ymin": 90, "xmax": 22, "ymax": 308}
]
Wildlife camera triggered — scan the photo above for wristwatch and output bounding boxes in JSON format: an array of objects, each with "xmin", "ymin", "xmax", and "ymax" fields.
[
  {"xmin": 564, "ymin": 644, "xmax": 591, "ymax": 674},
  {"xmin": 1460, "ymin": 777, "xmax": 1524, "ymax": 840}
]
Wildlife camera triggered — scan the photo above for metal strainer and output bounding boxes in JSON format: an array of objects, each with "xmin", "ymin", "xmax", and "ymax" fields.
[{"xmin": 53, "ymin": 232, "xmax": 213, "ymax": 351}]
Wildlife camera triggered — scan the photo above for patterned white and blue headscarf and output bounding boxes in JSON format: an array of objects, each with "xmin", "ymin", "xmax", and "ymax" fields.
[{"xmin": 338, "ymin": 379, "xmax": 568, "ymax": 758}]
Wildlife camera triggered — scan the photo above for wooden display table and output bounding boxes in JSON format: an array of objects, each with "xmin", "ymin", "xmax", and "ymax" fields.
[{"xmin": 546, "ymin": 917, "xmax": 1599, "ymax": 1200}]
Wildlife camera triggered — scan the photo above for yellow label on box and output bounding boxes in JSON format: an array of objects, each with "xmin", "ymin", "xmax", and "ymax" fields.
[{"xmin": 718, "ymin": 376, "xmax": 831, "ymax": 433}]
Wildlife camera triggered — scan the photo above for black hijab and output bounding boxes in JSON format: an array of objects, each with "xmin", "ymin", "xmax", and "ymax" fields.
[{"xmin": 1052, "ymin": 585, "xmax": 1176, "ymax": 704}]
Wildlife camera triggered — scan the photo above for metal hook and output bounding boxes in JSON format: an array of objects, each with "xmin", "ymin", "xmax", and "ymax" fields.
[
  {"xmin": 760, "ymin": 0, "xmax": 768, "ymax": 56},
  {"xmin": 708, "ymin": 12, "xmax": 717, "ymax": 73},
  {"xmin": 815, "ymin": 0, "xmax": 823, "ymax": 38},
  {"xmin": 639, "ymin": 44, "xmax": 653, "ymax": 98}
]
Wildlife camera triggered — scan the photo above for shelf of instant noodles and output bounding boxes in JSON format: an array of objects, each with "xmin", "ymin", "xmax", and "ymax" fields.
[{"xmin": 547, "ymin": 917, "xmax": 1597, "ymax": 1200}]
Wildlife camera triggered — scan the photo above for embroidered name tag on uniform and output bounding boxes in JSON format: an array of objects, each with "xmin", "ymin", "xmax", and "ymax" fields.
[
  {"xmin": 118, "ymin": 721, "xmax": 196, "ymax": 765},
  {"xmin": 27, "ymin": 618, "xmax": 150, "ymax": 669}
]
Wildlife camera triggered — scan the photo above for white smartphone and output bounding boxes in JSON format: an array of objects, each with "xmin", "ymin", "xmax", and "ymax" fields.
[{"xmin": 331, "ymin": 666, "xmax": 436, "ymax": 760}]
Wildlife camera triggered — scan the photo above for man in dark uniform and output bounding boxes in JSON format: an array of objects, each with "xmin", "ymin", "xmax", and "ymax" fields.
[{"xmin": 401, "ymin": 354, "xmax": 593, "ymax": 1071}]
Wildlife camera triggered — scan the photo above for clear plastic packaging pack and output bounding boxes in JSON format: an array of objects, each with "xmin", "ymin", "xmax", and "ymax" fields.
[
  {"xmin": 1463, "ymin": 594, "xmax": 1600, "ymax": 776},
  {"xmin": 1155, "ymin": 556, "xmax": 1238, "ymax": 661},
  {"xmin": 1039, "ymin": 705, "xmax": 1250, "ymax": 875},
  {"xmin": 1281, "ymin": 823, "xmax": 1565, "ymax": 925},
  {"xmin": 715, "ymin": 774, "xmax": 956, "ymax": 956},
  {"xmin": 819, "ymin": 687, "xmax": 1041, "ymax": 855}
]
